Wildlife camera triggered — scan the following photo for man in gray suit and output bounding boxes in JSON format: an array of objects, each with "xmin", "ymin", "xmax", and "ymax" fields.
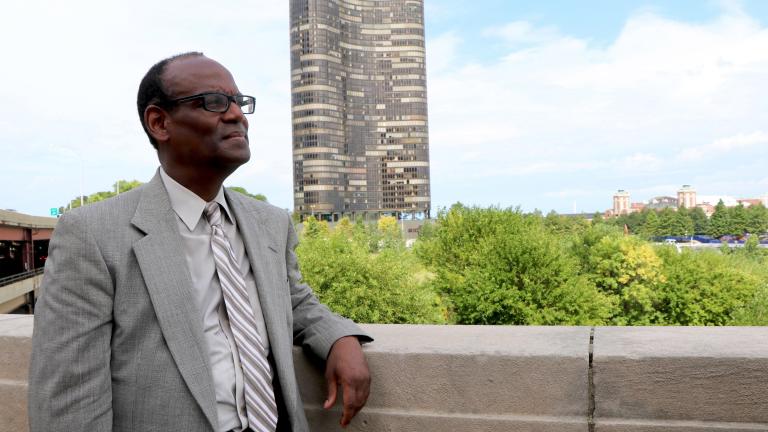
[{"xmin": 29, "ymin": 52, "xmax": 372, "ymax": 432}]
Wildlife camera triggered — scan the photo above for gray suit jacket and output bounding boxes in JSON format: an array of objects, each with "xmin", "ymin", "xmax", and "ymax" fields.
[{"xmin": 29, "ymin": 172, "xmax": 369, "ymax": 432}]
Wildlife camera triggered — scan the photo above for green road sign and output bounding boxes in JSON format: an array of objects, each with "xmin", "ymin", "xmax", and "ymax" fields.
[{"xmin": 50, "ymin": 208, "xmax": 59, "ymax": 216}]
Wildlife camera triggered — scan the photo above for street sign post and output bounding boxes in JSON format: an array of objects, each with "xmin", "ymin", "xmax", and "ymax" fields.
[{"xmin": 50, "ymin": 208, "xmax": 59, "ymax": 217}]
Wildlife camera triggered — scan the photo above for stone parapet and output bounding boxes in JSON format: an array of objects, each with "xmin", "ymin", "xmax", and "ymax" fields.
[
  {"xmin": 1, "ymin": 316, "xmax": 766, "ymax": 431},
  {"xmin": 298, "ymin": 324, "xmax": 590, "ymax": 431},
  {"xmin": 593, "ymin": 326, "xmax": 768, "ymax": 432}
]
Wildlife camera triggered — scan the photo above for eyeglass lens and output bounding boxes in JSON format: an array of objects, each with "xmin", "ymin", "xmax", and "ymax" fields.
[{"xmin": 203, "ymin": 94, "xmax": 255, "ymax": 114}]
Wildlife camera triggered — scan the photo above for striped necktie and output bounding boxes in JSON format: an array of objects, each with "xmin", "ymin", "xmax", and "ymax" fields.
[{"xmin": 204, "ymin": 201, "xmax": 278, "ymax": 432}]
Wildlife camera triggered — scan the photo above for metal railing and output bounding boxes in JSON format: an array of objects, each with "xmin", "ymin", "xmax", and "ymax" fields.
[{"xmin": 0, "ymin": 268, "xmax": 44, "ymax": 288}]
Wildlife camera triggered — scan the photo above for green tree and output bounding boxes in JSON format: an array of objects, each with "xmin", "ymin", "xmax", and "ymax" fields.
[
  {"xmin": 746, "ymin": 203, "xmax": 768, "ymax": 234},
  {"xmin": 296, "ymin": 221, "xmax": 446, "ymax": 324},
  {"xmin": 641, "ymin": 210, "xmax": 661, "ymax": 238},
  {"xmin": 689, "ymin": 207, "xmax": 709, "ymax": 234},
  {"xmin": 611, "ymin": 210, "xmax": 646, "ymax": 235},
  {"xmin": 655, "ymin": 248, "xmax": 765, "ymax": 325},
  {"xmin": 731, "ymin": 283, "xmax": 768, "ymax": 325},
  {"xmin": 227, "ymin": 186, "xmax": 267, "ymax": 201},
  {"xmin": 673, "ymin": 206, "xmax": 694, "ymax": 237},
  {"xmin": 731, "ymin": 204, "xmax": 748, "ymax": 235},
  {"xmin": 544, "ymin": 211, "xmax": 589, "ymax": 236},
  {"xmin": 415, "ymin": 206, "xmax": 611, "ymax": 325},
  {"xmin": 587, "ymin": 235, "xmax": 666, "ymax": 324},
  {"xmin": 707, "ymin": 200, "xmax": 731, "ymax": 238},
  {"xmin": 376, "ymin": 216, "xmax": 403, "ymax": 250},
  {"xmin": 113, "ymin": 180, "xmax": 142, "ymax": 194},
  {"xmin": 302, "ymin": 215, "xmax": 329, "ymax": 238},
  {"xmin": 62, "ymin": 179, "xmax": 144, "ymax": 211}
]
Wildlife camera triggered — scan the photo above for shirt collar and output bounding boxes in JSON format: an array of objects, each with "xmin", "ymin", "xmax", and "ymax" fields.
[{"xmin": 159, "ymin": 167, "xmax": 234, "ymax": 232}]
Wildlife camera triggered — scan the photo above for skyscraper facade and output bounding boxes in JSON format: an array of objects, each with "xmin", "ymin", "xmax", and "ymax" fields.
[{"xmin": 289, "ymin": 0, "xmax": 431, "ymax": 221}]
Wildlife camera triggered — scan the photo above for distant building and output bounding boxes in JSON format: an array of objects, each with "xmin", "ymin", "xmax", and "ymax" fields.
[
  {"xmin": 612, "ymin": 190, "xmax": 631, "ymax": 215},
  {"xmin": 698, "ymin": 195, "xmax": 739, "ymax": 207},
  {"xmin": 647, "ymin": 196, "xmax": 678, "ymax": 210},
  {"xmin": 698, "ymin": 203, "xmax": 715, "ymax": 217},
  {"xmin": 289, "ymin": 0, "xmax": 431, "ymax": 221},
  {"xmin": 677, "ymin": 185, "xmax": 696, "ymax": 208},
  {"xmin": 609, "ymin": 186, "xmax": 765, "ymax": 218},
  {"xmin": 737, "ymin": 198, "xmax": 763, "ymax": 207}
]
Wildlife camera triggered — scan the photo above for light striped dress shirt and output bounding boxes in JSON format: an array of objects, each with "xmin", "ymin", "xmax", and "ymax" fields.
[{"xmin": 160, "ymin": 168, "xmax": 271, "ymax": 432}]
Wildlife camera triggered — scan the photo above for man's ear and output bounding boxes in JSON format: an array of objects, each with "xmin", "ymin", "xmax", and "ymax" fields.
[{"xmin": 144, "ymin": 105, "xmax": 170, "ymax": 144}]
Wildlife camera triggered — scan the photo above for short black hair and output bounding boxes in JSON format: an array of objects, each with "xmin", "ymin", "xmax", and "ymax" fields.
[{"xmin": 136, "ymin": 52, "xmax": 204, "ymax": 149}]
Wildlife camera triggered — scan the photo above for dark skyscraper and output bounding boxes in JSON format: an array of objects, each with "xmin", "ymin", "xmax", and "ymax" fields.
[{"xmin": 290, "ymin": 0, "xmax": 431, "ymax": 221}]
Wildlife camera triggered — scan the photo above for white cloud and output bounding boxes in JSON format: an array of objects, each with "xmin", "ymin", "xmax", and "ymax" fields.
[
  {"xmin": 2, "ymin": 1, "xmax": 767, "ymax": 215},
  {"xmin": 426, "ymin": 31, "xmax": 461, "ymax": 73},
  {"xmin": 483, "ymin": 21, "xmax": 561, "ymax": 46},
  {"xmin": 677, "ymin": 131, "xmax": 768, "ymax": 161},
  {"xmin": 428, "ymin": 5, "xmax": 768, "ymax": 211},
  {"xmin": 0, "ymin": 0, "xmax": 292, "ymax": 214}
]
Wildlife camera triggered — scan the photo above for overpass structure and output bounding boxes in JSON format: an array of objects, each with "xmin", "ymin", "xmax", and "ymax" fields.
[{"xmin": 0, "ymin": 210, "xmax": 56, "ymax": 313}]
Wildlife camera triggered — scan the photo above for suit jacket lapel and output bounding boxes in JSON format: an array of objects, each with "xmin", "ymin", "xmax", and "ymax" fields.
[
  {"xmin": 225, "ymin": 191, "xmax": 287, "ymax": 353},
  {"xmin": 226, "ymin": 191, "xmax": 309, "ymax": 428},
  {"xmin": 130, "ymin": 172, "xmax": 218, "ymax": 430}
]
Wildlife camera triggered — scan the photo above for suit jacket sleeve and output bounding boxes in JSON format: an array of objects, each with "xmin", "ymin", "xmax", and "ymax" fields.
[
  {"xmin": 283, "ymin": 213, "xmax": 372, "ymax": 360},
  {"xmin": 28, "ymin": 210, "xmax": 114, "ymax": 431}
]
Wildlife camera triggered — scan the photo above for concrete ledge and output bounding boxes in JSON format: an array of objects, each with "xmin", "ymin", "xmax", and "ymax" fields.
[
  {"xmin": 0, "ymin": 275, "xmax": 41, "ymax": 314},
  {"xmin": 2, "ymin": 316, "xmax": 768, "ymax": 431},
  {"xmin": 296, "ymin": 324, "xmax": 591, "ymax": 431},
  {"xmin": 593, "ymin": 327, "xmax": 768, "ymax": 431}
]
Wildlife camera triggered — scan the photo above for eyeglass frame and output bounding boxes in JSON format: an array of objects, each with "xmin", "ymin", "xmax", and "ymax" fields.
[{"xmin": 160, "ymin": 92, "xmax": 256, "ymax": 114}]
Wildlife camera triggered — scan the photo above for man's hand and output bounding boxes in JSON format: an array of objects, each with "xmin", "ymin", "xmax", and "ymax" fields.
[{"xmin": 323, "ymin": 336, "xmax": 371, "ymax": 427}]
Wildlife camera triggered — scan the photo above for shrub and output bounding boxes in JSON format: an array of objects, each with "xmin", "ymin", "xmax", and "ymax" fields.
[{"xmin": 296, "ymin": 221, "xmax": 447, "ymax": 324}]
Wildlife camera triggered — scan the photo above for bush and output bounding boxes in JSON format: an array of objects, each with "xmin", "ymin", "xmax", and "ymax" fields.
[
  {"xmin": 654, "ymin": 248, "xmax": 765, "ymax": 325},
  {"xmin": 296, "ymin": 219, "xmax": 447, "ymax": 324},
  {"xmin": 415, "ymin": 206, "xmax": 612, "ymax": 325},
  {"xmin": 586, "ymin": 235, "xmax": 666, "ymax": 324}
]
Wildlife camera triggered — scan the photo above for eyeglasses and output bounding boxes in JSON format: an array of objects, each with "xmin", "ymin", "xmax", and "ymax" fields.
[{"xmin": 166, "ymin": 92, "xmax": 256, "ymax": 114}]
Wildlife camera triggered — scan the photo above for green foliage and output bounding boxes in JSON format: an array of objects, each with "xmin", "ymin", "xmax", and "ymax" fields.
[
  {"xmin": 731, "ymin": 282, "xmax": 768, "ymax": 325},
  {"xmin": 227, "ymin": 186, "xmax": 267, "ymax": 202},
  {"xmin": 730, "ymin": 204, "xmax": 748, "ymax": 235},
  {"xmin": 297, "ymin": 204, "xmax": 768, "ymax": 326},
  {"xmin": 569, "ymin": 223, "xmax": 623, "ymax": 266},
  {"xmin": 543, "ymin": 211, "xmax": 590, "ymax": 236},
  {"xmin": 707, "ymin": 200, "xmax": 731, "ymax": 238},
  {"xmin": 376, "ymin": 216, "xmax": 403, "ymax": 250},
  {"xmin": 641, "ymin": 210, "xmax": 661, "ymax": 238},
  {"xmin": 689, "ymin": 207, "xmax": 709, "ymax": 234},
  {"xmin": 655, "ymin": 248, "xmax": 766, "ymax": 325},
  {"xmin": 415, "ymin": 206, "xmax": 612, "ymax": 325},
  {"xmin": 587, "ymin": 235, "xmax": 666, "ymax": 324},
  {"xmin": 611, "ymin": 210, "xmax": 647, "ymax": 235},
  {"xmin": 296, "ymin": 218, "xmax": 447, "ymax": 324},
  {"xmin": 302, "ymin": 216, "xmax": 329, "ymax": 239},
  {"xmin": 64, "ymin": 179, "xmax": 143, "ymax": 210},
  {"xmin": 746, "ymin": 203, "xmax": 768, "ymax": 234}
]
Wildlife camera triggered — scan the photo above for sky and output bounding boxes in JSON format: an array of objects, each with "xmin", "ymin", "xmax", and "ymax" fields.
[{"xmin": 2, "ymin": 0, "xmax": 767, "ymax": 216}]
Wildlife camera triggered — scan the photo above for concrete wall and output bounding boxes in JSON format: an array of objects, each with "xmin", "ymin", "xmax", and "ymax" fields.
[
  {"xmin": 1, "ymin": 316, "xmax": 766, "ymax": 431},
  {"xmin": 0, "ymin": 275, "xmax": 41, "ymax": 314}
]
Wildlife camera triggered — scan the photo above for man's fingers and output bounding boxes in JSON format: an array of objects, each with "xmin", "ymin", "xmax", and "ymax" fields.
[
  {"xmin": 340, "ymin": 382, "xmax": 358, "ymax": 427},
  {"xmin": 324, "ymin": 376, "xmax": 338, "ymax": 410},
  {"xmin": 340, "ymin": 376, "xmax": 369, "ymax": 426},
  {"xmin": 325, "ymin": 336, "xmax": 371, "ymax": 426}
]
